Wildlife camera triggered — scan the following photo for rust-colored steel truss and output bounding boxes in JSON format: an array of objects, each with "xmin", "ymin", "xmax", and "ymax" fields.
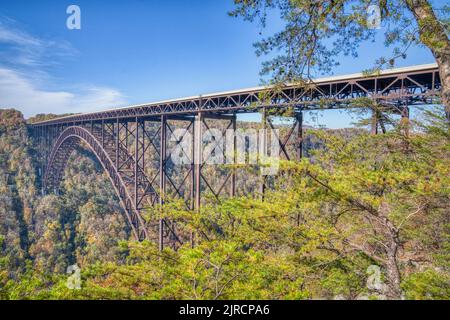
[{"xmin": 30, "ymin": 64, "xmax": 442, "ymax": 247}]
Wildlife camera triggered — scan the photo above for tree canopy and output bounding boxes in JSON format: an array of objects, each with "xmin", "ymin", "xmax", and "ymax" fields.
[{"xmin": 230, "ymin": 0, "xmax": 449, "ymax": 116}]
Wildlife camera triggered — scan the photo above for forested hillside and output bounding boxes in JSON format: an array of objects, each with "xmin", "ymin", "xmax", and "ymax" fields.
[
  {"xmin": 0, "ymin": 108, "xmax": 448, "ymax": 300},
  {"xmin": 0, "ymin": 109, "xmax": 130, "ymax": 298}
]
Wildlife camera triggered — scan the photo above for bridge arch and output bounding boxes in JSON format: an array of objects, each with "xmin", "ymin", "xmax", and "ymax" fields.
[{"xmin": 43, "ymin": 126, "xmax": 148, "ymax": 241}]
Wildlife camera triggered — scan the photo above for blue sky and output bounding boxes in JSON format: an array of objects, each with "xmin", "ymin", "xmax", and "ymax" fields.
[{"xmin": 0, "ymin": 1, "xmax": 438, "ymax": 127}]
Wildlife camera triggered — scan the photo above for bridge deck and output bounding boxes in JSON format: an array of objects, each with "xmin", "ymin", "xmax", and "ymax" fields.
[{"xmin": 31, "ymin": 63, "xmax": 440, "ymax": 127}]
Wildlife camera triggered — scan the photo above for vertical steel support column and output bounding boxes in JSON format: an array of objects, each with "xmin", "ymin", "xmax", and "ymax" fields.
[
  {"xmin": 194, "ymin": 111, "xmax": 203, "ymax": 210},
  {"xmin": 295, "ymin": 111, "xmax": 303, "ymax": 227},
  {"xmin": 41, "ymin": 126, "xmax": 46, "ymax": 195},
  {"xmin": 189, "ymin": 118, "xmax": 196, "ymax": 248},
  {"xmin": 44, "ymin": 126, "xmax": 48, "ymax": 164},
  {"xmin": 42, "ymin": 126, "xmax": 46, "ymax": 170},
  {"xmin": 101, "ymin": 120, "xmax": 105, "ymax": 147},
  {"xmin": 134, "ymin": 117, "xmax": 139, "ymax": 209},
  {"xmin": 115, "ymin": 118, "xmax": 119, "ymax": 169},
  {"xmin": 190, "ymin": 118, "xmax": 196, "ymax": 210},
  {"xmin": 159, "ymin": 115, "xmax": 167, "ymax": 251},
  {"xmin": 260, "ymin": 108, "xmax": 267, "ymax": 199},
  {"xmin": 141, "ymin": 121, "xmax": 146, "ymax": 172},
  {"xmin": 296, "ymin": 111, "xmax": 303, "ymax": 160},
  {"xmin": 230, "ymin": 113, "xmax": 237, "ymax": 197},
  {"xmin": 125, "ymin": 122, "xmax": 129, "ymax": 150},
  {"xmin": 47, "ymin": 126, "xmax": 51, "ymax": 177}
]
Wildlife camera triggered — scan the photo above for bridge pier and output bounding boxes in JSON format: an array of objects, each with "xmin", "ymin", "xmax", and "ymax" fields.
[
  {"xmin": 194, "ymin": 111, "xmax": 202, "ymax": 211},
  {"xmin": 230, "ymin": 114, "xmax": 237, "ymax": 197},
  {"xmin": 260, "ymin": 108, "xmax": 267, "ymax": 199},
  {"xmin": 296, "ymin": 111, "xmax": 303, "ymax": 160},
  {"xmin": 159, "ymin": 115, "xmax": 166, "ymax": 251}
]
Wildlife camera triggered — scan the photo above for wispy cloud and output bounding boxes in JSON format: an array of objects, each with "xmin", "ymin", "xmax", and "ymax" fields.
[
  {"xmin": 0, "ymin": 68, "xmax": 126, "ymax": 116},
  {"xmin": 0, "ymin": 18, "xmax": 75, "ymax": 68},
  {"xmin": 0, "ymin": 17, "xmax": 127, "ymax": 117}
]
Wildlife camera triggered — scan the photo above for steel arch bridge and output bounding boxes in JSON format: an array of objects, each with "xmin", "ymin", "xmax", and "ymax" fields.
[{"xmin": 30, "ymin": 64, "xmax": 442, "ymax": 249}]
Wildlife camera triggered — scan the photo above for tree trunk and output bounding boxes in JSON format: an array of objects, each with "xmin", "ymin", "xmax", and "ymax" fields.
[
  {"xmin": 385, "ymin": 229, "xmax": 402, "ymax": 299},
  {"xmin": 378, "ymin": 202, "xmax": 403, "ymax": 299},
  {"xmin": 436, "ymin": 56, "xmax": 450, "ymax": 122},
  {"xmin": 406, "ymin": 0, "xmax": 450, "ymax": 121}
]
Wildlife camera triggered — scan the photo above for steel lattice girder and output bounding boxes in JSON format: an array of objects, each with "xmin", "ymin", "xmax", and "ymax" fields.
[{"xmin": 30, "ymin": 65, "xmax": 440, "ymax": 128}]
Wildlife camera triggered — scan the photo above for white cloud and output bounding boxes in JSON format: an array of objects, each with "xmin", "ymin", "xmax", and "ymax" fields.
[
  {"xmin": 0, "ymin": 19, "xmax": 75, "ymax": 67},
  {"xmin": 0, "ymin": 68, "xmax": 126, "ymax": 117},
  {"xmin": 0, "ymin": 17, "xmax": 127, "ymax": 118}
]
